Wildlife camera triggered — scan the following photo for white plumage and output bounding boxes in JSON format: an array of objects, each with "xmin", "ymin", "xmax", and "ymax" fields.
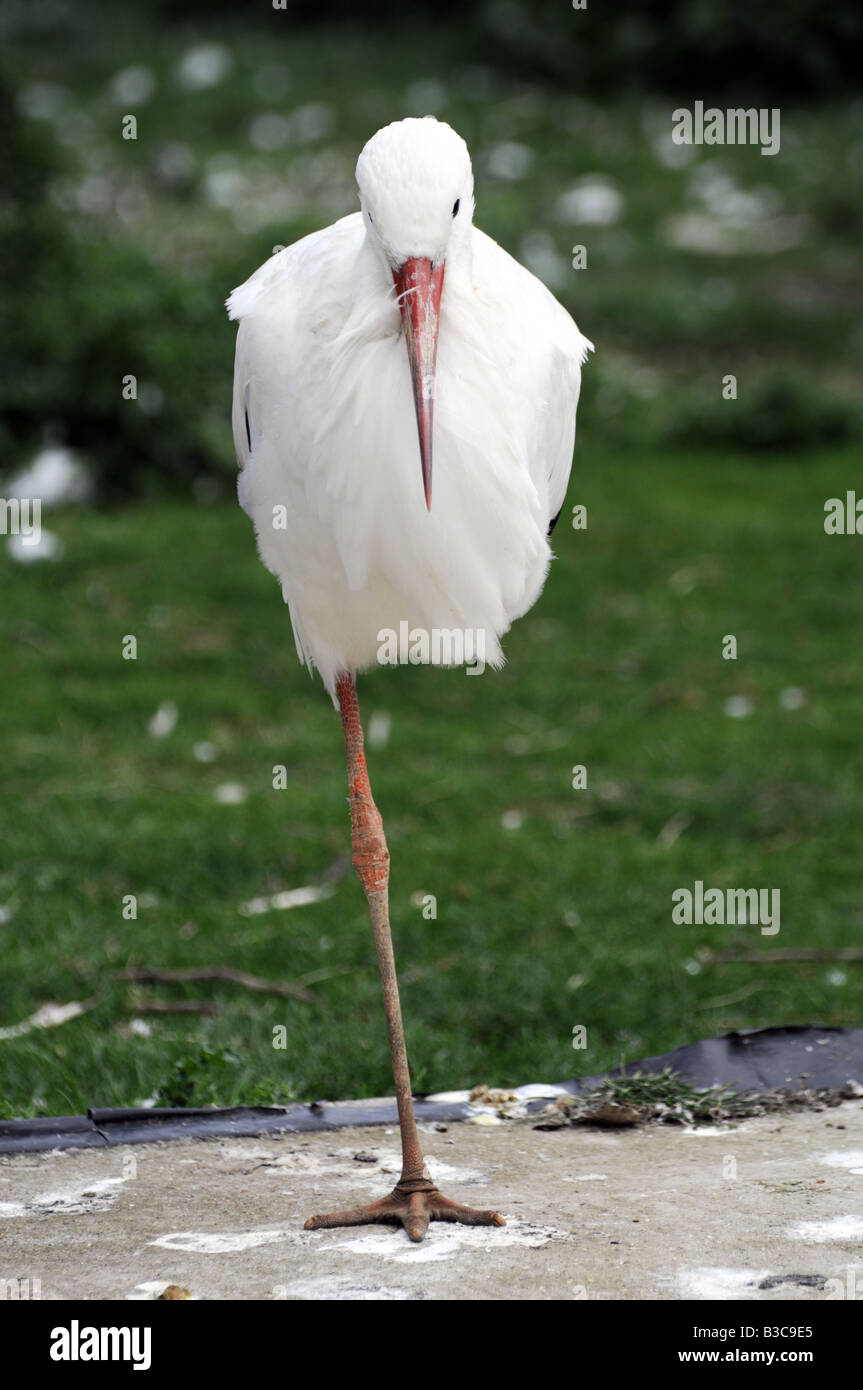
[{"xmin": 228, "ymin": 117, "xmax": 592, "ymax": 698}]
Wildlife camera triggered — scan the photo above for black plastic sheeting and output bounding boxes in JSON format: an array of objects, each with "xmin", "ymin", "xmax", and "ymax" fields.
[
  {"xmin": 0, "ymin": 1098, "xmax": 477, "ymax": 1156},
  {"xmin": 1, "ymin": 1026, "xmax": 861, "ymax": 1155},
  {"xmin": 556, "ymin": 1025, "xmax": 863, "ymax": 1098}
]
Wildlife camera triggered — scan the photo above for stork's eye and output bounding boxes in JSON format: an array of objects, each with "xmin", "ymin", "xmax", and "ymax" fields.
[
  {"xmin": 367, "ymin": 210, "xmax": 374, "ymax": 224},
  {"xmin": 452, "ymin": 198, "xmax": 460, "ymax": 217}
]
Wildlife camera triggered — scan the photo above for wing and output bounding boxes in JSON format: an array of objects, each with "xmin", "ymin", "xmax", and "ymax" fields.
[
  {"xmin": 228, "ymin": 243, "xmax": 292, "ymax": 480},
  {"xmin": 470, "ymin": 228, "xmax": 593, "ymax": 538},
  {"xmin": 531, "ymin": 291, "xmax": 593, "ymax": 537},
  {"xmin": 226, "ymin": 214, "xmax": 364, "ymax": 674},
  {"xmin": 543, "ymin": 332, "xmax": 588, "ymax": 537},
  {"xmin": 227, "ymin": 212, "xmax": 363, "ymax": 478}
]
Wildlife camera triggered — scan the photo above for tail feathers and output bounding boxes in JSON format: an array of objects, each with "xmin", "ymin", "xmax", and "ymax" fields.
[{"xmin": 283, "ymin": 588, "xmax": 315, "ymax": 675}]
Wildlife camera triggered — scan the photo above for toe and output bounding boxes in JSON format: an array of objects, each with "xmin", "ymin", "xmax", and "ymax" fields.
[
  {"xmin": 404, "ymin": 1192, "xmax": 430, "ymax": 1242},
  {"xmin": 433, "ymin": 1201, "xmax": 506, "ymax": 1227}
]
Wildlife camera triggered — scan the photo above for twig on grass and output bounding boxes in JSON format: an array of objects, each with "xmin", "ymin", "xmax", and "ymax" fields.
[{"xmin": 116, "ymin": 965, "xmax": 315, "ymax": 1005}]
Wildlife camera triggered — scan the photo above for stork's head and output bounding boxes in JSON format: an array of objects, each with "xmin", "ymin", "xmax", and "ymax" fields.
[{"xmin": 356, "ymin": 118, "xmax": 475, "ymax": 510}]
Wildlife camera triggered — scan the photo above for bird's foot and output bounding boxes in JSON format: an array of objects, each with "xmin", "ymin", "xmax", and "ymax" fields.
[{"xmin": 304, "ymin": 1178, "xmax": 506, "ymax": 1244}]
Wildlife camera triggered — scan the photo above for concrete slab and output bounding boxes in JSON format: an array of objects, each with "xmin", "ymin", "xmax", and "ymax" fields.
[{"xmin": 2, "ymin": 1102, "xmax": 862, "ymax": 1301}]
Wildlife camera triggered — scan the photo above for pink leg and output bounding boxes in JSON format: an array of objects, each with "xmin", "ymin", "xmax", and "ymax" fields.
[{"xmin": 303, "ymin": 673, "xmax": 505, "ymax": 1242}]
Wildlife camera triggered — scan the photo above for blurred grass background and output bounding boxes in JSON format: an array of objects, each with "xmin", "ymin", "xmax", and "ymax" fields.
[{"xmin": 0, "ymin": 0, "xmax": 861, "ymax": 1115}]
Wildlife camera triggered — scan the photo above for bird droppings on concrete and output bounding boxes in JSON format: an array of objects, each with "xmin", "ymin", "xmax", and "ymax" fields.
[
  {"xmin": 676, "ymin": 1267, "xmax": 772, "ymax": 1300},
  {"xmin": 0, "ymin": 1175, "xmax": 129, "ymax": 1219},
  {"xmin": 148, "ymin": 1229, "xmax": 294, "ymax": 1254},
  {"xmin": 321, "ymin": 1217, "xmax": 566, "ymax": 1265},
  {"xmin": 2, "ymin": 1101, "xmax": 861, "ymax": 1299},
  {"xmin": 818, "ymin": 1149, "xmax": 863, "ymax": 1174},
  {"xmin": 786, "ymin": 1216, "xmax": 863, "ymax": 1244}
]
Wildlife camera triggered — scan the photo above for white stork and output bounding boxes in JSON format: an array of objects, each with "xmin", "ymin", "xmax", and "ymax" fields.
[{"xmin": 228, "ymin": 116, "xmax": 592, "ymax": 1241}]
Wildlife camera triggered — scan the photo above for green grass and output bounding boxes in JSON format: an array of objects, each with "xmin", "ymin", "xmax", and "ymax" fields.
[
  {"xmin": 2, "ymin": 6, "xmax": 861, "ymax": 1117},
  {"xmin": 2, "ymin": 444, "xmax": 861, "ymax": 1117}
]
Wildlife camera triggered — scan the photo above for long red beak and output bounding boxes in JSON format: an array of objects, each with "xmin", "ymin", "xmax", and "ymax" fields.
[{"xmin": 393, "ymin": 256, "xmax": 445, "ymax": 510}]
